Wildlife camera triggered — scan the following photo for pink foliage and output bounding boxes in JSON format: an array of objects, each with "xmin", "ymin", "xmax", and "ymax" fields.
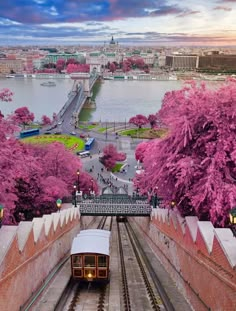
[
  {"xmin": 101, "ymin": 144, "xmax": 126, "ymax": 170},
  {"xmin": 79, "ymin": 172, "xmax": 99, "ymax": 194},
  {"xmin": 109, "ymin": 63, "xmax": 116, "ymax": 73},
  {"xmin": 66, "ymin": 63, "xmax": 90, "ymax": 73},
  {"xmin": 148, "ymin": 114, "xmax": 157, "ymax": 128},
  {"xmin": 135, "ymin": 141, "xmax": 152, "ymax": 162},
  {"xmin": 0, "ymin": 88, "xmax": 13, "ymax": 102},
  {"xmin": 135, "ymin": 80, "xmax": 236, "ymax": 227},
  {"xmin": 0, "ymin": 108, "xmax": 99, "ymax": 224},
  {"xmin": 56, "ymin": 58, "xmax": 66, "ymax": 72},
  {"xmin": 12, "ymin": 106, "xmax": 34, "ymax": 128},
  {"xmin": 41, "ymin": 115, "xmax": 52, "ymax": 126},
  {"xmin": 129, "ymin": 114, "xmax": 149, "ymax": 128},
  {"xmin": 122, "ymin": 60, "xmax": 131, "ymax": 72}
]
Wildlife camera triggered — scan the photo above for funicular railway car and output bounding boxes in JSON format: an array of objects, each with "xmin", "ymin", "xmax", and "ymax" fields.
[{"xmin": 70, "ymin": 229, "xmax": 111, "ymax": 282}]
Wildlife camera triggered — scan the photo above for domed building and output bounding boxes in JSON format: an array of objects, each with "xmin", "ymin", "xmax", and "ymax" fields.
[{"xmin": 109, "ymin": 36, "xmax": 118, "ymax": 49}]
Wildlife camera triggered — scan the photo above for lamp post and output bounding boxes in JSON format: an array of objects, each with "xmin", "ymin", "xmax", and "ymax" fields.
[
  {"xmin": 105, "ymin": 120, "xmax": 108, "ymax": 141},
  {"xmin": 56, "ymin": 199, "xmax": 62, "ymax": 212},
  {"xmin": 170, "ymin": 201, "xmax": 176, "ymax": 209},
  {"xmin": 77, "ymin": 169, "xmax": 80, "ymax": 193},
  {"xmin": 153, "ymin": 187, "xmax": 158, "ymax": 209},
  {"xmin": 73, "ymin": 184, "xmax": 77, "ymax": 207},
  {"xmin": 229, "ymin": 207, "xmax": 236, "ymax": 236},
  {"xmin": 0, "ymin": 204, "xmax": 4, "ymax": 228}
]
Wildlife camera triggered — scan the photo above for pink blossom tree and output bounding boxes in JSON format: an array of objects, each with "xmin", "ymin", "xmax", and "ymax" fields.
[
  {"xmin": 129, "ymin": 114, "xmax": 149, "ymax": 129},
  {"xmin": 147, "ymin": 114, "xmax": 157, "ymax": 128},
  {"xmin": 11, "ymin": 106, "xmax": 34, "ymax": 129},
  {"xmin": 122, "ymin": 60, "xmax": 131, "ymax": 72},
  {"xmin": 12, "ymin": 142, "xmax": 99, "ymax": 222},
  {"xmin": 101, "ymin": 144, "xmax": 126, "ymax": 170},
  {"xmin": 0, "ymin": 89, "xmax": 99, "ymax": 224},
  {"xmin": 41, "ymin": 115, "xmax": 52, "ymax": 126},
  {"xmin": 109, "ymin": 62, "xmax": 116, "ymax": 74},
  {"xmin": 0, "ymin": 88, "xmax": 13, "ymax": 102},
  {"xmin": 56, "ymin": 59, "xmax": 66, "ymax": 72},
  {"xmin": 134, "ymin": 81, "xmax": 236, "ymax": 227},
  {"xmin": 66, "ymin": 63, "xmax": 90, "ymax": 73},
  {"xmin": 135, "ymin": 141, "xmax": 152, "ymax": 162}
]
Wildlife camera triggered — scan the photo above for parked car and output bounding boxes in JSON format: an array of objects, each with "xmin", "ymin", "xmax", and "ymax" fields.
[
  {"xmin": 54, "ymin": 131, "xmax": 62, "ymax": 135},
  {"xmin": 80, "ymin": 133, "xmax": 86, "ymax": 138},
  {"xmin": 70, "ymin": 131, "xmax": 76, "ymax": 135},
  {"xmin": 45, "ymin": 131, "xmax": 51, "ymax": 135}
]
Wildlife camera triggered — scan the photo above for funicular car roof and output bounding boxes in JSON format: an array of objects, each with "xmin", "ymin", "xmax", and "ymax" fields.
[
  {"xmin": 78, "ymin": 229, "xmax": 110, "ymax": 238},
  {"xmin": 71, "ymin": 229, "xmax": 110, "ymax": 256}
]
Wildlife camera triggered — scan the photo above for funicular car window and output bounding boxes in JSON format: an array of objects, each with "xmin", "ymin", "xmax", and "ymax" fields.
[
  {"xmin": 98, "ymin": 255, "xmax": 107, "ymax": 267},
  {"xmin": 73, "ymin": 255, "xmax": 82, "ymax": 267},
  {"xmin": 84, "ymin": 255, "xmax": 96, "ymax": 267}
]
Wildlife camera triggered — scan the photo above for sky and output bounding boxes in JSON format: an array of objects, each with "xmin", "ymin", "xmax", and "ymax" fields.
[{"xmin": 0, "ymin": 0, "xmax": 235, "ymax": 46}]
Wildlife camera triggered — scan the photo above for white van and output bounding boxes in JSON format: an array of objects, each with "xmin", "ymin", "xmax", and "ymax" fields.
[{"xmin": 77, "ymin": 151, "xmax": 90, "ymax": 158}]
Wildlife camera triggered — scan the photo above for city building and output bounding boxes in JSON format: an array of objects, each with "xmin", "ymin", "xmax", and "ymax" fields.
[
  {"xmin": 45, "ymin": 52, "xmax": 85, "ymax": 64},
  {"xmin": 0, "ymin": 58, "xmax": 24, "ymax": 74},
  {"xmin": 165, "ymin": 55, "xmax": 198, "ymax": 70},
  {"xmin": 197, "ymin": 55, "xmax": 236, "ymax": 71}
]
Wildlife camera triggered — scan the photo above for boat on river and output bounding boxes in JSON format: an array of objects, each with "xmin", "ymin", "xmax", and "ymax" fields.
[{"xmin": 40, "ymin": 81, "xmax": 56, "ymax": 87}]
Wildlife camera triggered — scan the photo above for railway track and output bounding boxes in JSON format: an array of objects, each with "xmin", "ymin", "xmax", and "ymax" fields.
[
  {"xmin": 117, "ymin": 221, "xmax": 168, "ymax": 311},
  {"xmin": 65, "ymin": 281, "xmax": 108, "ymax": 311},
  {"xmin": 55, "ymin": 216, "xmax": 113, "ymax": 311}
]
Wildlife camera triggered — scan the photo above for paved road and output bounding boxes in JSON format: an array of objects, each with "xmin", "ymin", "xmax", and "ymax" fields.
[
  {"xmin": 42, "ymin": 94, "xmax": 142, "ymax": 195},
  {"xmin": 80, "ymin": 148, "xmax": 137, "ymax": 195}
]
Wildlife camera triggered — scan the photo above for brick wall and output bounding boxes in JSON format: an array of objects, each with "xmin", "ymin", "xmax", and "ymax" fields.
[
  {"xmin": 133, "ymin": 209, "xmax": 236, "ymax": 311},
  {"xmin": 0, "ymin": 208, "xmax": 96, "ymax": 311}
]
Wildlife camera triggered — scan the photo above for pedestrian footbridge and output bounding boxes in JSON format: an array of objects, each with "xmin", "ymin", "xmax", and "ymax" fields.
[{"xmin": 79, "ymin": 194, "xmax": 152, "ymax": 216}]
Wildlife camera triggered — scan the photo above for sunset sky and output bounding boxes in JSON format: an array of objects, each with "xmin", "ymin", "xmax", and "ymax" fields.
[{"xmin": 0, "ymin": 0, "xmax": 235, "ymax": 46}]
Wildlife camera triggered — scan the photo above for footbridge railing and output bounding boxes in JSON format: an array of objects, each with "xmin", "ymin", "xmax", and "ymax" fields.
[
  {"xmin": 79, "ymin": 203, "xmax": 152, "ymax": 216},
  {"xmin": 78, "ymin": 193, "xmax": 152, "ymax": 216}
]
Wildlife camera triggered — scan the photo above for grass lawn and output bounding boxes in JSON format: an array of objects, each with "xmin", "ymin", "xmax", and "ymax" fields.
[
  {"xmin": 120, "ymin": 127, "xmax": 168, "ymax": 139},
  {"xmin": 111, "ymin": 163, "xmax": 123, "ymax": 172},
  {"xmin": 22, "ymin": 134, "xmax": 85, "ymax": 152},
  {"xmin": 120, "ymin": 128, "xmax": 149, "ymax": 137},
  {"xmin": 79, "ymin": 124, "xmax": 97, "ymax": 130},
  {"xmin": 97, "ymin": 127, "xmax": 107, "ymax": 133}
]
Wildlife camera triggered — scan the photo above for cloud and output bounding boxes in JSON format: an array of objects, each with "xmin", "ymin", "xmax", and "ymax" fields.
[
  {"xmin": 0, "ymin": 1, "xmax": 186, "ymax": 24},
  {"xmin": 214, "ymin": 6, "xmax": 232, "ymax": 11},
  {"xmin": 147, "ymin": 6, "xmax": 183, "ymax": 16},
  {"xmin": 0, "ymin": 1, "xmax": 235, "ymax": 46},
  {"xmin": 178, "ymin": 10, "xmax": 201, "ymax": 17}
]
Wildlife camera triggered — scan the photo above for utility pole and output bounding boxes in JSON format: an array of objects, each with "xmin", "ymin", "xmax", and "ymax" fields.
[{"xmin": 105, "ymin": 121, "xmax": 108, "ymax": 141}]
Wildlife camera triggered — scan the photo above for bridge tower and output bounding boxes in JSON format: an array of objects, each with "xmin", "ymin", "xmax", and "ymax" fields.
[{"xmin": 70, "ymin": 73, "xmax": 91, "ymax": 96}]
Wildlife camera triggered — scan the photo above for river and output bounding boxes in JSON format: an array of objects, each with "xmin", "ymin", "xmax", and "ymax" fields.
[{"xmin": 0, "ymin": 78, "xmax": 185, "ymax": 122}]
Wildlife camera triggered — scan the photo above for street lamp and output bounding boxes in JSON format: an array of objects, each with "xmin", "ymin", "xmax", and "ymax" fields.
[
  {"xmin": 56, "ymin": 199, "xmax": 62, "ymax": 212},
  {"xmin": 73, "ymin": 184, "xmax": 77, "ymax": 207},
  {"xmin": 0, "ymin": 204, "xmax": 4, "ymax": 228},
  {"xmin": 229, "ymin": 207, "xmax": 236, "ymax": 236},
  {"xmin": 77, "ymin": 169, "xmax": 80, "ymax": 193},
  {"xmin": 170, "ymin": 201, "xmax": 176, "ymax": 209}
]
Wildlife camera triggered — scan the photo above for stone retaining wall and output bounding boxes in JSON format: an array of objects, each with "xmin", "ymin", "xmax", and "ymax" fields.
[
  {"xmin": 133, "ymin": 209, "xmax": 236, "ymax": 311},
  {"xmin": 0, "ymin": 208, "xmax": 95, "ymax": 311}
]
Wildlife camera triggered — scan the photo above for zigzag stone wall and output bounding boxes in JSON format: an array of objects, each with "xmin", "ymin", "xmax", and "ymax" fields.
[
  {"xmin": 133, "ymin": 208, "xmax": 236, "ymax": 311},
  {"xmin": 0, "ymin": 207, "xmax": 96, "ymax": 311}
]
